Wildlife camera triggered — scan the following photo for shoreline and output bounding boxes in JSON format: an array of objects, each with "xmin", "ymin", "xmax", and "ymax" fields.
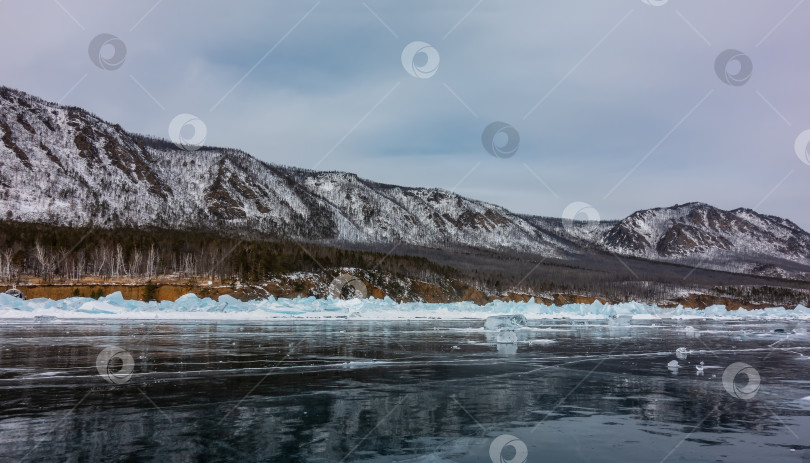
[
  {"xmin": 1, "ymin": 282, "xmax": 802, "ymax": 311},
  {"xmin": 2, "ymin": 291, "xmax": 809, "ymax": 321}
]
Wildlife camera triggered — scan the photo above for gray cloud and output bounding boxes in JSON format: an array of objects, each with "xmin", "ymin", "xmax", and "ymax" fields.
[{"xmin": 1, "ymin": 0, "xmax": 808, "ymax": 228}]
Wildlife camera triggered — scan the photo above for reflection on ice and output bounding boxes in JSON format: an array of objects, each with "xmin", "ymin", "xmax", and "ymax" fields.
[
  {"xmin": 496, "ymin": 343, "xmax": 518, "ymax": 355},
  {"xmin": 496, "ymin": 330, "xmax": 518, "ymax": 344}
]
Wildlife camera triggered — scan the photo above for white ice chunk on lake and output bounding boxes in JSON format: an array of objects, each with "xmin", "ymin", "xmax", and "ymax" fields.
[
  {"xmin": 667, "ymin": 360, "xmax": 680, "ymax": 374},
  {"xmin": 484, "ymin": 314, "xmax": 528, "ymax": 330},
  {"xmin": 676, "ymin": 347, "xmax": 688, "ymax": 359}
]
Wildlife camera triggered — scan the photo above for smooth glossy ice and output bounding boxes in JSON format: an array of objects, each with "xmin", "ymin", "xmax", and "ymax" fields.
[{"xmin": 1, "ymin": 319, "xmax": 809, "ymax": 462}]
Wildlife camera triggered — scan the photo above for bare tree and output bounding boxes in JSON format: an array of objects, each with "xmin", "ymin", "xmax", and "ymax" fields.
[
  {"xmin": 145, "ymin": 244, "xmax": 157, "ymax": 279},
  {"xmin": 0, "ymin": 248, "xmax": 11, "ymax": 281},
  {"xmin": 113, "ymin": 244, "xmax": 125, "ymax": 278},
  {"xmin": 182, "ymin": 253, "xmax": 195, "ymax": 276},
  {"xmin": 34, "ymin": 241, "xmax": 54, "ymax": 280},
  {"xmin": 74, "ymin": 251, "xmax": 85, "ymax": 281},
  {"xmin": 130, "ymin": 249, "xmax": 142, "ymax": 277},
  {"xmin": 92, "ymin": 245, "xmax": 108, "ymax": 277}
]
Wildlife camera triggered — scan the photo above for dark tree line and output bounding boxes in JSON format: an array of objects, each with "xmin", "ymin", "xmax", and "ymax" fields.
[
  {"xmin": 1, "ymin": 220, "xmax": 808, "ymax": 305},
  {"xmin": 0, "ymin": 221, "xmax": 455, "ymax": 287}
]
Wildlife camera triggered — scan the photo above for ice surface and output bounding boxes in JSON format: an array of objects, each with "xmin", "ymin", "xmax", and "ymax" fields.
[
  {"xmin": 2, "ymin": 315, "xmax": 809, "ymax": 462},
  {"xmin": 608, "ymin": 314, "xmax": 632, "ymax": 326},
  {"xmin": 484, "ymin": 314, "xmax": 528, "ymax": 330},
  {"xmin": 0, "ymin": 292, "xmax": 809, "ymax": 321}
]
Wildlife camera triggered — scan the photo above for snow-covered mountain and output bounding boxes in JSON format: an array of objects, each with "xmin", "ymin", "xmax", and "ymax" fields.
[
  {"xmin": 1, "ymin": 85, "xmax": 808, "ymax": 278},
  {"xmin": 601, "ymin": 203, "xmax": 810, "ymax": 276}
]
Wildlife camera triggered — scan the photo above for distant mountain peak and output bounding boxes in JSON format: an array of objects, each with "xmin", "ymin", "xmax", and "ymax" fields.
[{"xmin": 601, "ymin": 202, "xmax": 810, "ymax": 270}]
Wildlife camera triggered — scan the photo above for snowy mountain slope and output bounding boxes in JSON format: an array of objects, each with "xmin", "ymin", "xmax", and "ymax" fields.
[
  {"xmin": 0, "ymin": 86, "xmax": 572, "ymax": 256},
  {"xmin": 1, "ymin": 85, "xmax": 809, "ymax": 278},
  {"xmin": 298, "ymin": 172, "xmax": 574, "ymax": 254}
]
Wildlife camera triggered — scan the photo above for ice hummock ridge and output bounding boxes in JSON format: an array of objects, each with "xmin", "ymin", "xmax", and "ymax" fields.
[{"xmin": 0, "ymin": 292, "xmax": 809, "ymax": 320}]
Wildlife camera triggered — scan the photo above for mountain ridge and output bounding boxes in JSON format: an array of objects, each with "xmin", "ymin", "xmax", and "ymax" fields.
[{"xmin": 1, "ymin": 85, "xmax": 809, "ymax": 280}]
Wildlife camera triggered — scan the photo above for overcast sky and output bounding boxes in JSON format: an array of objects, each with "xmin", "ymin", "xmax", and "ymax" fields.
[{"xmin": 2, "ymin": 0, "xmax": 809, "ymax": 228}]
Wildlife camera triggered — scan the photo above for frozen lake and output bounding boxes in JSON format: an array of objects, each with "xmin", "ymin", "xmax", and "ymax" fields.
[{"xmin": 1, "ymin": 318, "xmax": 810, "ymax": 462}]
